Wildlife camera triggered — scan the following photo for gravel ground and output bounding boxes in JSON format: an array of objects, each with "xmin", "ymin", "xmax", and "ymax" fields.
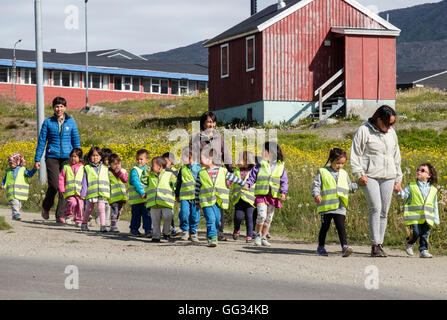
[{"xmin": 1, "ymin": 208, "xmax": 447, "ymax": 299}]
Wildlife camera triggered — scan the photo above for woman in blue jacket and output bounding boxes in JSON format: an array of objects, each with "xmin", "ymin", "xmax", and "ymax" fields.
[{"xmin": 34, "ymin": 97, "xmax": 81, "ymax": 223}]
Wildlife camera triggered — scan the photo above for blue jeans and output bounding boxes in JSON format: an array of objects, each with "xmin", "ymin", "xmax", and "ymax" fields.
[
  {"xmin": 130, "ymin": 203, "xmax": 152, "ymax": 234},
  {"xmin": 407, "ymin": 222, "xmax": 431, "ymax": 252},
  {"xmin": 203, "ymin": 204, "xmax": 221, "ymax": 238},
  {"xmin": 179, "ymin": 200, "xmax": 201, "ymax": 235}
]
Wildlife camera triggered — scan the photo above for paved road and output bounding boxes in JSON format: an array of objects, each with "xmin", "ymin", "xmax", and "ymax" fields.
[{"xmin": 1, "ymin": 209, "xmax": 446, "ymax": 300}]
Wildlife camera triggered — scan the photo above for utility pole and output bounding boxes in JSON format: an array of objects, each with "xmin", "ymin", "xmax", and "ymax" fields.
[
  {"xmin": 12, "ymin": 39, "xmax": 22, "ymax": 100},
  {"xmin": 35, "ymin": 0, "xmax": 46, "ymax": 183}
]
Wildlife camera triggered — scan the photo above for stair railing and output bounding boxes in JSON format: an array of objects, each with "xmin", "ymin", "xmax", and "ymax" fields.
[{"xmin": 314, "ymin": 67, "xmax": 345, "ymax": 119}]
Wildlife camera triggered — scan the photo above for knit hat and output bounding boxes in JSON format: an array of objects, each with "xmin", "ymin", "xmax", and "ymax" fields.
[{"xmin": 8, "ymin": 153, "xmax": 25, "ymax": 166}]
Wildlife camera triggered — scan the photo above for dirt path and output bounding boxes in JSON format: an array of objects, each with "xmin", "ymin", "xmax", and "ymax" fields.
[{"xmin": 1, "ymin": 209, "xmax": 447, "ymax": 299}]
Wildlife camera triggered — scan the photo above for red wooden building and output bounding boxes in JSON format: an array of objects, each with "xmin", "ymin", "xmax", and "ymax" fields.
[{"xmin": 204, "ymin": 0, "xmax": 400, "ymax": 124}]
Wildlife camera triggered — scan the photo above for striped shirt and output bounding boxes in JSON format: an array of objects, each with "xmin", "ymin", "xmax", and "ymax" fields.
[{"xmin": 194, "ymin": 167, "xmax": 245, "ymax": 206}]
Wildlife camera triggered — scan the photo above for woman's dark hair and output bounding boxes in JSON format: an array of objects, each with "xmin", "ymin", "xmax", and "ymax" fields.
[
  {"xmin": 325, "ymin": 148, "xmax": 347, "ymax": 166},
  {"xmin": 52, "ymin": 96, "xmax": 67, "ymax": 107},
  {"xmin": 419, "ymin": 163, "xmax": 438, "ymax": 184},
  {"xmin": 70, "ymin": 148, "xmax": 83, "ymax": 159},
  {"xmin": 263, "ymin": 141, "xmax": 284, "ymax": 162},
  {"xmin": 152, "ymin": 156, "xmax": 167, "ymax": 169},
  {"xmin": 369, "ymin": 105, "xmax": 396, "ymax": 127},
  {"xmin": 101, "ymin": 148, "xmax": 113, "ymax": 162},
  {"xmin": 200, "ymin": 111, "xmax": 217, "ymax": 131},
  {"xmin": 86, "ymin": 146, "xmax": 102, "ymax": 162},
  {"xmin": 109, "ymin": 153, "xmax": 121, "ymax": 164}
]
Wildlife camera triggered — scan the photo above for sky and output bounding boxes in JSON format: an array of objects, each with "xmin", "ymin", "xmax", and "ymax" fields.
[{"xmin": 0, "ymin": 0, "xmax": 440, "ymax": 56}]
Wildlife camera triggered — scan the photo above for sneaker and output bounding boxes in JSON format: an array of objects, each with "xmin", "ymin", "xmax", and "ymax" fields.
[
  {"xmin": 420, "ymin": 250, "xmax": 433, "ymax": 258},
  {"xmin": 110, "ymin": 226, "xmax": 119, "ymax": 233},
  {"xmin": 371, "ymin": 244, "xmax": 384, "ymax": 257},
  {"xmin": 65, "ymin": 218, "xmax": 74, "ymax": 225},
  {"xmin": 208, "ymin": 236, "xmax": 218, "ymax": 247},
  {"xmin": 261, "ymin": 238, "xmax": 271, "ymax": 247},
  {"xmin": 246, "ymin": 236, "xmax": 253, "ymax": 243},
  {"xmin": 162, "ymin": 234, "xmax": 171, "ymax": 240},
  {"xmin": 130, "ymin": 229, "xmax": 142, "ymax": 237},
  {"xmin": 342, "ymin": 245, "xmax": 353, "ymax": 257},
  {"xmin": 218, "ymin": 231, "xmax": 227, "ymax": 241},
  {"xmin": 41, "ymin": 209, "xmax": 49, "ymax": 220},
  {"xmin": 378, "ymin": 244, "xmax": 388, "ymax": 257},
  {"xmin": 190, "ymin": 233, "xmax": 199, "ymax": 243},
  {"xmin": 56, "ymin": 217, "xmax": 65, "ymax": 224},
  {"xmin": 80, "ymin": 224, "xmax": 89, "ymax": 231},
  {"xmin": 405, "ymin": 244, "xmax": 414, "ymax": 256},
  {"xmin": 317, "ymin": 246, "xmax": 328, "ymax": 256},
  {"xmin": 12, "ymin": 214, "xmax": 21, "ymax": 221},
  {"xmin": 144, "ymin": 232, "xmax": 152, "ymax": 239},
  {"xmin": 151, "ymin": 238, "xmax": 161, "ymax": 243},
  {"xmin": 171, "ymin": 227, "xmax": 182, "ymax": 236},
  {"xmin": 99, "ymin": 226, "xmax": 108, "ymax": 232},
  {"xmin": 181, "ymin": 231, "xmax": 190, "ymax": 241},
  {"xmin": 254, "ymin": 235, "xmax": 262, "ymax": 246},
  {"xmin": 74, "ymin": 222, "xmax": 81, "ymax": 227},
  {"xmin": 232, "ymin": 230, "xmax": 240, "ymax": 240}
]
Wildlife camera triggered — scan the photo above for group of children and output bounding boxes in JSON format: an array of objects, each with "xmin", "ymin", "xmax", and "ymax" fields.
[{"xmin": 1, "ymin": 142, "xmax": 441, "ymax": 256}]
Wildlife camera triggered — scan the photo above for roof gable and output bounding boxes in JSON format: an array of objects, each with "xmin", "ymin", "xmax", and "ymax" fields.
[{"xmin": 204, "ymin": 0, "xmax": 400, "ymax": 48}]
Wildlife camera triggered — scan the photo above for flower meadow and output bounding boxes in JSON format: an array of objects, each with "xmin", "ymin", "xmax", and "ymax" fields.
[{"xmin": 1, "ymin": 135, "xmax": 446, "ymax": 253}]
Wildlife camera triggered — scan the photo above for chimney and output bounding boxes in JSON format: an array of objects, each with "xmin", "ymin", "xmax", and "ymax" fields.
[
  {"xmin": 277, "ymin": 0, "xmax": 286, "ymax": 10},
  {"xmin": 251, "ymin": 0, "xmax": 257, "ymax": 16},
  {"xmin": 50, "ymin": 48, "xmax": 56, "ymax": 53}
]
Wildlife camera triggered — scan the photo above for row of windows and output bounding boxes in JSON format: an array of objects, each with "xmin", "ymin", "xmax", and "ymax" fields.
[
  {"xmin": 221, "ymin": 35, "xmax": 255, "ymax": 78},
  {"xmin": 0, "ymin": 67, "xmax": 208, "ymax": 95}
]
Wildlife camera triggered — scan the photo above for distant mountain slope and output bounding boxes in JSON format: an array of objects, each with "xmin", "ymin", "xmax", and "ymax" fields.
[
  {"xmin": 379, "ymin": 0, "xmax": 447, "ymax": 72},
  {"xmin": 379, "ymin": 0, "xmax": 447, "ymax": 43},
  {"xmin": 142, "ymin": 40, "xmax": 209, "ymax": 67}
]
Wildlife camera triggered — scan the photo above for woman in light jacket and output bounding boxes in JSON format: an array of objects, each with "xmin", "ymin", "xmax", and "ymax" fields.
[{"xmin": 350, "ymin": 105, "xmax": 402, "ymax": 257}]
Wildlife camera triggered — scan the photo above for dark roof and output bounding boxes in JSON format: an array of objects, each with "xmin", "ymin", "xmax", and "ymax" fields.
[
  {"xmin": 204, "ymin": 0, "xmax": 301, "ymax": 47},
  {"xmin": 396, "ymin": 70, "xmax": 447, "ymax": 84},
  {"xmin": 0, "ymin": 48, "xmax": 208, "ymax": 76}
]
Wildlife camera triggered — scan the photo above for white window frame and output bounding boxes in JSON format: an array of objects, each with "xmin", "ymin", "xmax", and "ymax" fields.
[
  {"xmin": 160, "ymin": 79, "xmax": 169, "ymax": 95},
  {"xmin": 220, "ymin": 43, "xmax": 229, "ymax": 78},
  {"xmin": 0, "ymin": 67, "xmax": 10, "ymax": 83},
  {"xmin": 20, "ymin": 68, "xmax": 36, "ymax": 85},
  {"xmin": 142, "ymin": 77, "xmax": 151, "ymax": 93},
  {"xmin": 246, "ymin": 36, "xmax": 255, "ymax": 72},
  {"xmin": 151, "ymin": 78, "xmax": 160, "ymax": 94},
  {"xmin": 171, "ymin": 80, "xmax": 179, "ymax": 95},
  {"xmin": 179, "ymin": 80, "xmax": 188, "ymax": 95}
]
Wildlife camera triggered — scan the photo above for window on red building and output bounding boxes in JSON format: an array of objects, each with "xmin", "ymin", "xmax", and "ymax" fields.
[
  {"xmin": 246, "ymin": 36, "xmax": 255, "ymax": 71},
  {"xmin": 221, "ymin": 44, "xmax": 229, "ymax": 78}
]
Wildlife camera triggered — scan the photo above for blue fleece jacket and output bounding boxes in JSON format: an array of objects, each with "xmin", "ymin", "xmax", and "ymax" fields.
[
  {"xmin": 34, "ymin": 113, "xmax": 81, "ymax": 162},
  {"xmin": 130, "ymin": 165, "xmax": 148, "ymax": 196}
]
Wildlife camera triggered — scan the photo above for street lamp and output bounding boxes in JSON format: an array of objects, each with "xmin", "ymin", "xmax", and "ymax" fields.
[
  {"xmin": 84, "ymin": 0, "xmax": 89, "ymax": 110},
  {"xmin": 12, "ymin": 39, "xmax": 22, "ymax": 100}
]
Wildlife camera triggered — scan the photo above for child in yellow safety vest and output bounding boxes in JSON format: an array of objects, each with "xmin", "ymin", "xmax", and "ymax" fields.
[
  {"xmin": 142, "ymin": 156, "xmax": 177, "ymax": 242},
  {"xmin": 1, "ymin": 153, "xmax": 39, "ymax": 221},
  {"xmin": 194, "ymin": 148, "xmax": 246, "ymax": 247},
  {"xmin": 397, "ymin": 163, "xmax": 440, "ymax": 258},
  {"xmin": 80, "ymin": 146, "xmax": 111, "ymax": 232},
  {"xmin": 312, "ymin": 148, "xmax": 357, "ymax": 257},
  {"xmin": 58, "ymin": 148, "xmax": 84, "ymax": 226},
  {"xmin": 231, "ymin": 151, "xmax": 257, "ymax": 243},
  {"xmin": 108, "ymin": 153, "xmax": 128, "ymax": 233},
  {"xmin": 244, "ymin": 141, "xmax": 288, "ymax": 247}
]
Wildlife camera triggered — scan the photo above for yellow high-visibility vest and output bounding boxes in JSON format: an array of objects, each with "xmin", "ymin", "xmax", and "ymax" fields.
[
  {"xmin": 85, "ymin": 164, "xmax": 110, "ymax": 200},
  {"xmin": 231, "ymin": 168, "xmax": 255, "ymax": 207},
  {"xmin": 254, "ymin": 160, "xmax": 284, "ymax": 198},
  {"xmin": 317, "ymin": 167, "xmax": 349, "ymax": 213},
  {"xmin": 145, "ymin": 169, "xmax": 176, "ymax": 209},
  {"xmin": 63, "ymin": 164, "xmax": 84, "ymax": 199},
  {"xmin": 404, "ymin": 182, "xmax": 437, "ymax": 227},
  {"xmin": 199, "ymin": 167, "xmax": 230, "ymax": 209},
  {"xmin": 4, "ymin": 167, "xmax": 29, "ymax": 201}
]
